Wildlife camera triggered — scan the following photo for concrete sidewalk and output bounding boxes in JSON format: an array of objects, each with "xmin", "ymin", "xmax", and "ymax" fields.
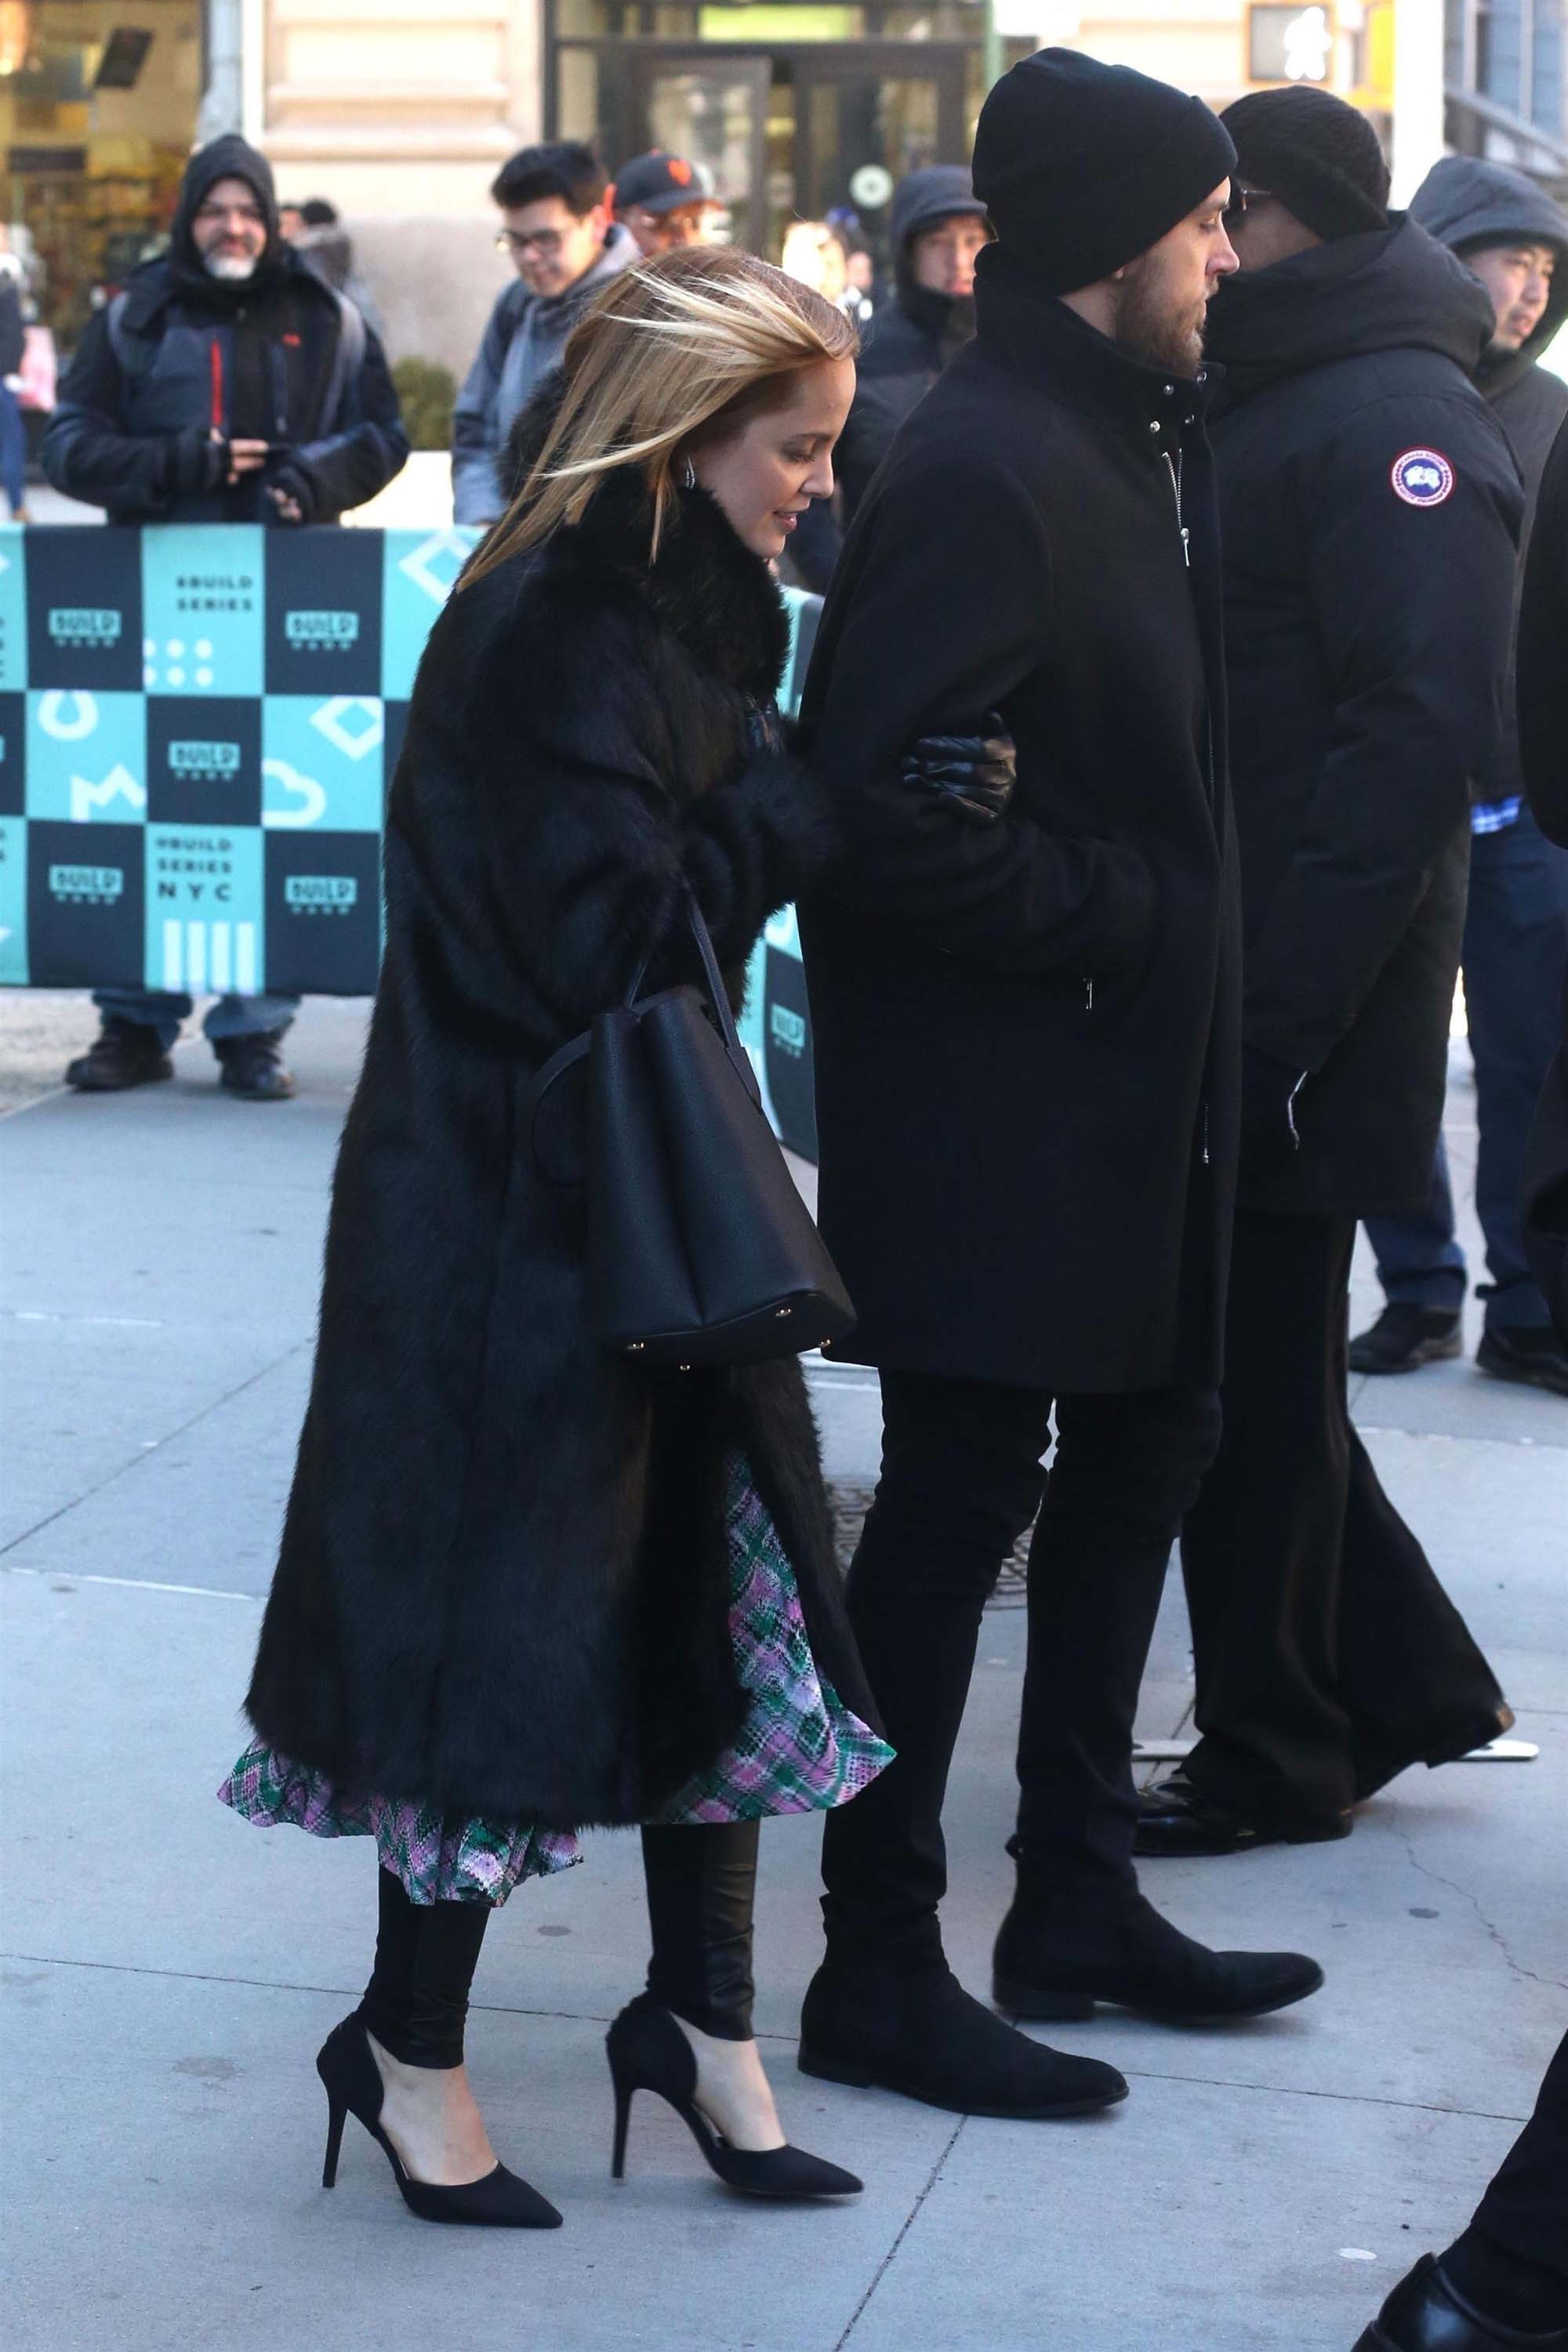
[{"xmin": 2, "ymin": 995, "xmax": 1564, "ymax": 2352}]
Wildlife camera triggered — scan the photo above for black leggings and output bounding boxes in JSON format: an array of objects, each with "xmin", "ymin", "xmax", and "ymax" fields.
[{"xmin": 361, "ymin": 1820, "xmax": 760, "ymax": 2069}]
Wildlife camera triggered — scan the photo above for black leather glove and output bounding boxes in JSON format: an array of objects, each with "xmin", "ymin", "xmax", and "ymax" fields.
[
  {"xmin": 267, "ymin": 461, "xmax": 316, "ymax": 526},
  {"xmin": 1240, "ymin": 1043, "xmax": 1307, "ymax": 1178},
  {"xmin": 166, "ymin": 425, "xmax": 228, "ymax": 500},
  {"xmin": 902, "ymin": 713, "xmax": 1016, "ymax": 827}
]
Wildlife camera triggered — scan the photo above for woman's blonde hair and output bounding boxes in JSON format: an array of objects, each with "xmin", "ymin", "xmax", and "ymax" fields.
[{"xmin": 459, "ymin": 244, "xmax": 857, "ymax": 589}]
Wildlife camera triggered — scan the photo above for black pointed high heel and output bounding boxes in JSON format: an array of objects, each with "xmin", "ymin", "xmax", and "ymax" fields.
[
  {"xmin": 606, "ymin": 1994, "xmax": 862, "ymax": 2200},
  {"xmin": 316, "ymin": 2011, "xmax": 562, "ymax": 2228}
]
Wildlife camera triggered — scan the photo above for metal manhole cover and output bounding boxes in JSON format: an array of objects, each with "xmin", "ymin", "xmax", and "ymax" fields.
[{"xmin": 829, "ymin": 1481, "xmax": 1030, "ymax": 1608}]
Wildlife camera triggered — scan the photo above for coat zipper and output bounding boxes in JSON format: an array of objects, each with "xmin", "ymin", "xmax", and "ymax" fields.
[
  {"xmin": 1163, "ymin": 449, "xmax": 1190, "ymax": 567},
  {"xmin": 209, "ymin": 335, "xmax": 224, "ymax": 433}
]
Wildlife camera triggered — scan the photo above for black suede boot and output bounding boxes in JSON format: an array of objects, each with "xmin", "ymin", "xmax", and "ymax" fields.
[
  {"xmin": 992, "ymin": 1846, "xmax": 1323, "ymax": 2024},
  {"xmin": 799, "ymin": 1954, "xmax": 1127, "ymax": 2119}
]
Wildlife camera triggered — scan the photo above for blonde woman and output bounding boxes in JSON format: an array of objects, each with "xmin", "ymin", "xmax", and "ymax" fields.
[{"xmin": 216, "ymin": 247, "xmax": 927, "ymax": 2230}]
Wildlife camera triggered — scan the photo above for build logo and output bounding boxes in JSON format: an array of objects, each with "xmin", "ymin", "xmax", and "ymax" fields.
[
  {"xmin": 167, "ymin": 739, "xmax": 242, "ymax": 783},
  {"xmin": 49, "ymin": 862, "xmax": 125, "ymax": 905},
  {"xmin": 284, "ymin": 874, "xmax": 358, "ymax": 914},
  {"xmin": 283, "ymin": 611, "xmax": 360, "ymax": 651},
  {"xmin": 48, "ymin": 608, "xmax": 123, "ymax": 652}
]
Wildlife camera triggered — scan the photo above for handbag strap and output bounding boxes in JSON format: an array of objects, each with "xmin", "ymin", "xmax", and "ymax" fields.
[{"xmin": 522, "ymin": 884, "xmax": 757, "ymax": 1183}]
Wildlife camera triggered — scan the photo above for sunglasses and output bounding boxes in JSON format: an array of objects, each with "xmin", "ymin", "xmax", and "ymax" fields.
[{"xmin": 1222, "ymin": 187, "xmax": 1272, "ymax": 230}]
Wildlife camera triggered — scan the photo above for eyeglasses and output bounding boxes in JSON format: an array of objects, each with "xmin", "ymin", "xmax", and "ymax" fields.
[
  {"xmin": 194, "ymin": 204, "xmax": 267, "ymax": 230},
  {"xmin": 495, "ymin": 227, "xmax": 565, "ymax": 260},
  {"xmin": 1222, "ymin": 187, "xmax": 1272, "ymax": 230}
]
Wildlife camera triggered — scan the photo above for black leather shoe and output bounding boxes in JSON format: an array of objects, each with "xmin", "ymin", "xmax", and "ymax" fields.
[
  {"xmin": 64, "ymin": 1017, "xmax": 174, "ymax": 1093},
  {"xmin": 799, "ymin": 1958, "xmax": 1127, "ymax": 2119},
  {"xmin": 1348, "ymin": 1304, "xmax": 1464, "ymax": 1374},
  {"xmin": 215, "ymin": 1030, "xmax": 296, "ymax": 1101},
  {"xmin": 1134, "ymin": 1767, "xmax": 1352, "ymax": 1857},
  {"xmin": 993, "ymin": 1875, "xmax": 1323, "ymax": 2024},
  {"xmin": 1477, "ymin": 1327, "xmax": 1568, "ymax": 1399},
  {"xmin": 1354, "ymin": 2254, "xmax": 1568, "ymax": 2350}
]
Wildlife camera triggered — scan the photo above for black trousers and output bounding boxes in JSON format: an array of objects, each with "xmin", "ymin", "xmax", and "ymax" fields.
[
  {"xmin": 361, "ymin": 1821, "xmax": 761, "ymax": 2068},
  {"xmin": 1465, "ymin": 2030, "xmax": 1568, "ymax": 2294},
  {"xmin": 1180, "ymin": 1210, "xmax": 1505, "ymax": 1823},
  {"xmin": 821, "ymin": 1372, "xmax": 1221, "ymax": 1965}
]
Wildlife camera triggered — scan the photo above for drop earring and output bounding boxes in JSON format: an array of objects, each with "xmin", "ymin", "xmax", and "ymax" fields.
[{"xmin": 681, "ymin": 458, "xmax": 696, "ymax": 491}]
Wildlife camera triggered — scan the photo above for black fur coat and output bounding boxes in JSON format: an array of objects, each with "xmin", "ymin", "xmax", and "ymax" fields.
[{"xmin": 244, "ymin": 431, "xmax": 871, "ymax": 1824}]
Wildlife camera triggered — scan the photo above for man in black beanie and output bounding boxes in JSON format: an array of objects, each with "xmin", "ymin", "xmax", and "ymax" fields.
[
  {"xmin": 795, "ymin": 48, "xmax": 1323, "ymax": 2125},
  {"xmin": 1138, "ymin": 87, "xmax": 1518, "ymax": 1865}
]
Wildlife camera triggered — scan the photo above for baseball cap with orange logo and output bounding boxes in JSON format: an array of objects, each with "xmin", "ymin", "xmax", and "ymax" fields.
[{"xmin": 612, "ymin": 149, "xmax": 717, "ymax": 216}]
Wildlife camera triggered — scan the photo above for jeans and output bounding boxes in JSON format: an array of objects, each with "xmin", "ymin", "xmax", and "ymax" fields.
[
  {"xmin": 0, "ymin": 380, "xmax": 24, "ymax": 516},
  {"xmin": 1367, "ymin": 807, "xmax": 1568, "ymax": 1333},
  {"xmin": 820, "ymin": 1371, "xmax": 1221, "ymax": 1965},
  {"xmin": 93, "ymin": 988, "xmax": 300, "ymax": 1054},
  {"xmin": 1181, "ymin": 1210, "xmax": 1506, "ymax": 1821}
]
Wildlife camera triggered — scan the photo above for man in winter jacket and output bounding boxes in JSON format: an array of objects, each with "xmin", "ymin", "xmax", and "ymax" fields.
[
  {"xmin": 1138, "ymin": 89, "xmax": 1518, "ymax": 1864},
  {"xmin": 786, "ymin": 165, "xmax": 989, "ymax": 591},
  {"xmin": 796, "ymin": 49, "xmax": 1323, "ymax": 2127},
  {"xmin": 1351, "ymin": 156, "xmax": 1568, "ymax": 1396},
  {"xmin": 451, "ymin": 142, "xmax": 636, "ymax": 525},
  {"xmin": 43, "ymin": 133, "xmax": 408, "ymax": 1103},
  {"xmin": 837, "ymin": 165, "xmax": 989, "ymax": 521}
]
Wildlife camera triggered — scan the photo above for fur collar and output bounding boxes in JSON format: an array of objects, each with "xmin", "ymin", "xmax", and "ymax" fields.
[{"xmin": 503, "ymin": 376, "xmax": 790, "ymax": 706}]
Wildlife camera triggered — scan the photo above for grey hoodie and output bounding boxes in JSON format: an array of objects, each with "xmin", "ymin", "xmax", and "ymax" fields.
[
  {"xmin": 451, "ymin": 223, "xmax": 637, "ymax": 524},
  {"xmin": 1410, "ymin": 155, "xmax": 1568, "ymax": 500}
]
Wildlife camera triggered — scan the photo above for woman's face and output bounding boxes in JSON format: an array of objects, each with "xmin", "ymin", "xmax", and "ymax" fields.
[{"xmin": 692, "ymin": 358, "xmax": 856, "ymax": 564}]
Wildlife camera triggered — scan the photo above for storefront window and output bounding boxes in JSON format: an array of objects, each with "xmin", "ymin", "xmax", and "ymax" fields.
[
  {"xmin": 549, "ymin": 0, "xmax": 989, "ymax": 265},
  {"xmin": 0, "ymin": 0, "xmax": 202, "ymax": 354}
]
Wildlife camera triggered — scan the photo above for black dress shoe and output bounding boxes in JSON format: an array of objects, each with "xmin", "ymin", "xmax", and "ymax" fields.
[
  {"xmin": 1348, "ymin": 1304, "xmax": 1464, "ymax": 1374},
  {"xmin": 992, "ymin": 1876, "xmax": 1323, "ymax": 2024},
  {"xmin": 1355, "ymin": 2254, "xmax": 1568, "ymax": 2350},
  {"xmin": 1134, "ymin": 1767, "xmax": 1352, "ymax": 1857},
  {"xmin": 1477, "ymin": 1327, "xmax": 1568, "ymax": 1399},
  {"xmin": 215, "ymin": 1030, "xmax": 296, "ymax": 1101},
  {"xmin": 799, "ymin": 1957, "xmax": 1127, "ymax": 2119},
  {"xmin": 64, "ymin": 1017, "xmax": 174, "ymax": 1093}
]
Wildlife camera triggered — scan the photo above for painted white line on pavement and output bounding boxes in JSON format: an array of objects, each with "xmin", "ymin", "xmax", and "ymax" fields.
[{"xmin": 0, "ymin": 1563, "xmax": 257, "ymax": 1603}]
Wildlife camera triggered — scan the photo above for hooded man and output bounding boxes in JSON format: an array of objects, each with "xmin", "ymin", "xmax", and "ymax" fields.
[
  {"xmin": 451, "ymin": 141, "xmax": 636, "ymax": 525},
  {"xmin": 1137, "ymin": 89, "xmax": 1518, "ymax": 1865},
  {"xmin": 1352, "ymin": 156, "xmax": 1568, "ymax": 1396},
  {"xmin": 785, "ymin": 166, "xmax": 989, "ymax": 593},
  {"xmin": 794, "ymin": 49, "xmax": 1323, "ymax": 2126},
  {"xmin": 43, "ymin": 134, "xmax": 406, "ymax": 533},
  {"xmin": 835, "ymin": 165, "xmax": 990, "ymax": 521},
  {"xmin": 43, "ymin": 134, "xmax": 408, "ymax": 1105}
]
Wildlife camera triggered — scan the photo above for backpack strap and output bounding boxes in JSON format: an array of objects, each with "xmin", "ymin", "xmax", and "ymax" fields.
[
  {"xmin": 318, "ymin": 288, "xmax": 367, "ymax": 432},
  {"xmin": 105, "ymin": 290, "xmax": 153, "ymax": 387}
]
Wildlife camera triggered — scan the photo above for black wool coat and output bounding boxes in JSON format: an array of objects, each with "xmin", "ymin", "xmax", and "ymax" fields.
[
  {"xmin": 798, "ymin": 246, "xmax": 1242, "ymax": 1396},
  {"xmin": 245, "ymin": 445, "xmax": 873, "ymax": 1826},
  {"xmin": 1203, "ymin": 221, "xmax": 1523, "ymax": 1216},
  {"xmin": 1517, "ymin": 414, "xmax": 1568, "ymax": 1339}
]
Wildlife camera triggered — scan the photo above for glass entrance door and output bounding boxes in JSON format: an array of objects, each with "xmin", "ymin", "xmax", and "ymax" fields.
[
  {"xmin": 627, "ymin": 53, "xmax": 771, "ymax": 253},
  {"xmin": 791, "ymin": 51, "xmax": 966, "ymax": 284}
]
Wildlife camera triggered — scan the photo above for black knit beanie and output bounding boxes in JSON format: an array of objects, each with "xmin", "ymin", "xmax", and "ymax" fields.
[
  {"xmin": 973, "ymin": 48, "xmax": 1236, "ymax": 294},
  {"xmin": 1221, "ymin": 87, "xmax": 1390, "ymax": 242}
]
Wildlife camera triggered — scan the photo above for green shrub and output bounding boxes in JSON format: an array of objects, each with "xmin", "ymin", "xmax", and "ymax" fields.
[{"xmin": 391, "ymin": 357, "xmax": 458, "ymax": 452}]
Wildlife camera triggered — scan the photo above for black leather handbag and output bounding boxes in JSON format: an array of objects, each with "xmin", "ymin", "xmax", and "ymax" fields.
[{"xmin": 523, "ymin": 890, "xmax": 855, "ymax": 1367}]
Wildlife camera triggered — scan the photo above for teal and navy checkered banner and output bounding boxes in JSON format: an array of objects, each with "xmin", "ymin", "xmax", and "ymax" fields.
[{"xmin": 0, "ymin": 525, "xmax": 822, "ymax": 1153}]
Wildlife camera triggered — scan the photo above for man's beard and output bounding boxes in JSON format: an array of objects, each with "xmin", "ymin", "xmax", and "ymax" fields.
[
  {"xmin": 1112, "ymin": 260, "xmax": 1206, "ymax": 376},
  {"xmin": 205, "ymin": 250, "xmax": 259, "ymax": 284}
]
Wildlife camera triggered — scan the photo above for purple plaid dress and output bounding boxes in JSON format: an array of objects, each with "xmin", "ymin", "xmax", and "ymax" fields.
[{"xmin": 220, "ymin": 1455, "xmax": 891, "ymax": 1904}]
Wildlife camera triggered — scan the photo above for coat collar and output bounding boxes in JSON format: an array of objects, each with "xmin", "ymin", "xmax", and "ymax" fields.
[
  {"xmin": 506, "ymin": 379, "xmax": 792, "ymax": 706},
  {"xmin": 973, "ymin": 245, "xmax": 1218, "ymax": 450}
]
